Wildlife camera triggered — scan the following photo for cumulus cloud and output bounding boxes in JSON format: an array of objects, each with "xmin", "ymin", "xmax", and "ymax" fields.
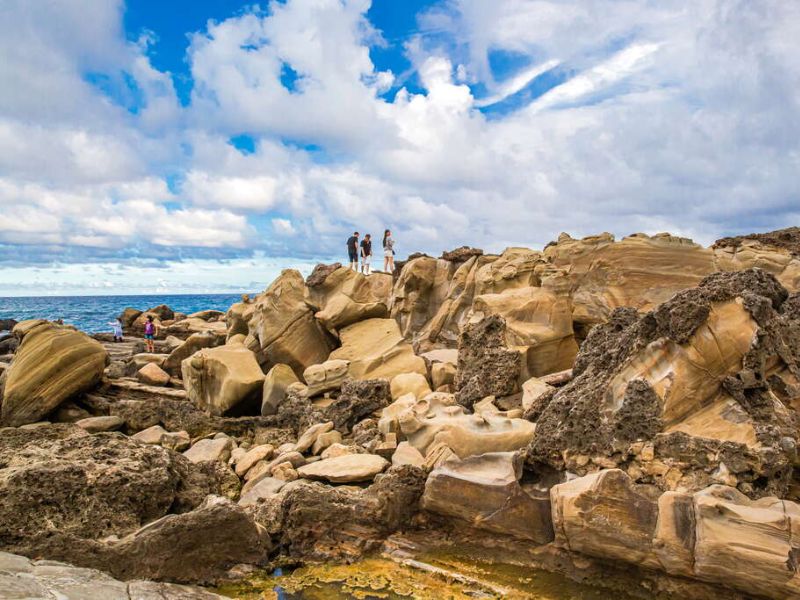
[{"xmin": 0, "ymin": 0, "xmax": 798, "ymax": 292}]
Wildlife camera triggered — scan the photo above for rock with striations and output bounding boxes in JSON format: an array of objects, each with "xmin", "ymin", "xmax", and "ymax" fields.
[
  {"xmin": 1, "ymin": 322, "xmax": 107, "ymax": 427},
  {"xmin": 181, "ymin": 343, "xmax": 265, "ymax": 416}
]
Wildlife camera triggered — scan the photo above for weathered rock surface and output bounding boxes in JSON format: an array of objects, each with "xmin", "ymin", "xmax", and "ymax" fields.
[
  {"xmin": 297, "ymin": 453, "xmax": 389, "ymax": 483},
  {"xmin": 183, "ymin": 437, "xmax": 234, "ymax": 464},
  {"xmin": 261, "ymin": 363, "xmax": 299, "ymax": 415},
  {"xmin": 136, "ymin": 362, "xmax": 170, "ymax": 386},
  {"xmin": 1, "ymin": 322, "xmax": 107, "ymax": 426},
  {"xmin": 305, "ymin": 265, "xmax": 391, "ymax": 333},
  {"xmin": 182, "ymin": 343, "xmax": 264, "ymax": 416},
  {"xmin": 302, "ymin": 359, "xmax": 349, "ymax": 397},
  {"xmin": 75, "ymin": 415, "xmax": 125, "ymax": 433},
  {"xmin": 530, "ymin": 269, "xmax": 800, "ymax": 498},
  {"xmin": 162, "ymin": 332, "xmax": 221, "ymax": 375}
]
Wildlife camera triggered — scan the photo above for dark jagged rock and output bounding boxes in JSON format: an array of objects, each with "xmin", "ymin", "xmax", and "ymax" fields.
[
  {"xmin": 454, "ymin": 315, "xmax": 521, "ymax": 409},
  {"xmin": 306, "ymin": 262, "xmax": 343, "ymax": 287},
  {"xmin": 325, "ymin": 379, "xmax": 391, "ymax": 433},
  {"xmin": 714, "ymin": 226, "xmax": 800, "ymax": 258},
  {"xmin": 440, "ymin": 246, "xmax": 484, "ymax": 262},
  {"xmin": 0, "ymin": 319, "xmax": 17, "ymax": 332},
  {"xmin": 528, "ymin": 269, "xmax": 800, "ymax": 499}
]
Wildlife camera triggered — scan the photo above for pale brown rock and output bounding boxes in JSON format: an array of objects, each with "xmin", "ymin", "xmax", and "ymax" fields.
[
  {"xmin": 297, "ymin": 453, "xmax": 389, "ymax": 483},
  {"xmin": 294, "ymin": 422, "xmax": 334, "ymax": 453},
  {"xmin": 75, "ymin": 415, "xmax": 124, "ymax": 433},
  {"xmin": 390, "ymin": 372, "xmax": 431, "ymax": 400},
  {"xmin": 521, "ymin": 376, "xmax": 555, "ymax": 412},
  {"xmin": 183, "ymin": 438, "xmax": 234, "ymax": 464},
  {"xmin": 235, "ymin": 444, "xmax": 274, "ymax": 477},
  {"xmin": 2, "ymin": 322, "xmax": 107, "ymax": 426},
  {"xmin": 311, "ymin": 430, "xmax": 342, "ymax": 455},
  {"xmin": 162, "ymin": 332, "xmax": 220, "ymax": 375},
  {"xmin": 271, "ymin": 462, "xmax": 299, "ymax": 482},
  {"xmin": 261, "ymin": 364, "xmax": 299, "ymax": 416},
  {"xmin": 302, "ymin": 359, "xmax": 349, "ymax": 397},
  {"xmin": 136, "ymin": 362, "xmax": 170, "ymax": 387},
  {"xmin": 238, "ymin": 477, "xmax": 286, "ymax": 506},
  {"xmin": 391, "ymin": 441, "xmax": 424, "ymax": 467}
]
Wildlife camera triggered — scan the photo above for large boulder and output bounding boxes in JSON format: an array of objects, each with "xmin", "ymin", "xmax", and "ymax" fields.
[
  {"xmin": 302, "ymin": 359, "xmax": 349, "ymax": 397},
  {"xmin": 529, "ymin": 269, "xmax": 800, "ymax": 498},
  {"xmin": 304, "ymin": 265, "xmax": 391, "ymax": 333},
  {"xmin": 329, "ymin": 318, "xmax": 427, "ymax": 381},
  {"xmin": 1, "ymin": 322, "xmax": 107, "ymax": 426},
  {"xmin": 162, "ymin": 332, "xmax": 221, "ymax": 375},
  {"xmin": 181, "ymin": 343, "xmax": 265, "ymax": 416},
  {"xmin": 261, "ymin": 363, "xmax": 300, "ymax": 416},
  {"xmin": 423, "ymin": 452, "xmax": 553, "ymax": 543}
]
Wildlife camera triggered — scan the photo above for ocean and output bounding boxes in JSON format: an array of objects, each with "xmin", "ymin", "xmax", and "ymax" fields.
[{"xmin": 0, "ymin": 293, "xmax": 250, "ymax": 334}]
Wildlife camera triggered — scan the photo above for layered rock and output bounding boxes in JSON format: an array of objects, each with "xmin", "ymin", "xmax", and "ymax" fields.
[
  {"xmin": 529, "ymin": 268, "xmax": 800, "ymax": 498},
  {"xmin": 1, "ymin": 322, "xmax": 107, "ymax": 426}
]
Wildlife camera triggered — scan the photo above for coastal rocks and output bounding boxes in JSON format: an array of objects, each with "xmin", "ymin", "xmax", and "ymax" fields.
[
  {"xmin": 1, "ymin": 322, "xmax": 107, "ymax": 426},
  {"xmin": 0, "ymin": 424, "xmax": 220, "ymax": 561},
  {"xmin": 162, "ymin": 332, "xmax": 221, "ymax": 376},
  {"xmin": 261, "ymin": 364, "xmax": 299, "ymax": 415},
  {"xmin": 423, "ymin": 452, "xmax": 554, "ymax": 543},
  {"xmin": 304, "ymin": 264, "xmax": 391, "ymax": 333},
  {"xmin": 454, "ymin": 315, "xmax": 520, "ymax": 408},
  {"xmin": 132, "ymin": 425, "xmax": 191, "ymax": 451},
  {"xmin": 246, "ymin": 269, "xmax": 334, "ymax": 376},
  {"xmin": 713, "ymin": 226, "xmax": 800, "ymax": 291},
  {"xmin": 379, "ymin": 392, "xmax": 536, "ymax": 459},
  {"xmin": 75, "ymin": 415, "xmax": 125, "ymax": 433},
  {"xmin": 329, "ymin": 318, "xmax": 427, "ymax": 381},
  {"xmin": 136, "ymin": 362, "xmax": 170, "ymax": 386},
  {"xmin": 238, "ymin": 477, "xmax": 286, "ymax": 506},
  {"xmin": 183, "ymin": 437, "xmax": 234, "ymax": 464},
  {"xmin": 390, "ymin": 372, "xmax": 431, "ymax": 400},
  {"xmin": 182, "ymin": 343, "xmax": 264, "ymax": 416},
  {"xmin": 297, "ymin": 453, "xmax": 389, "ymax": 483},
  {"xmin": 441, "ymin": 246, "xmax": 484, "ymax": 262},
  {"xmin": 324, "ymin": 379, "xmax": 392, "ymax": 432},
  {"xmin": 303, "ymin": 359, "xmax": 349, "ymax": 397},
  {"xmin": 529, "ymin": 269, "xmax": 800, "ymax": 498},
  {"xmin": 0, "ymin": 552, "xmax": 228, "ymax": 600}
]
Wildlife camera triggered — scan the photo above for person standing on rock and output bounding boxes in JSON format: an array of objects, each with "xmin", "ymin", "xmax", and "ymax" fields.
[
  {"xmin": 360, "ymin": 233, "xmax": 373, "ymax": 275},
  {"xmin": 144, "ymin": 315, "xmax": 158, "ymax": 353},
  {"xmin": 108, "ymin": 318, "xmax": 123, "ymax": 343},
  {"xmin": 382, "ymin": 229, "xmax": 395, "ymax": 273},
  {"xmin": 347, "ymin": 231, "xmax": 360, "ymax": 271}
]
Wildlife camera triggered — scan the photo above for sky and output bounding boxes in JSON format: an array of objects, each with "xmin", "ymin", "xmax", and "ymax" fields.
[{"xmin": 0, "ymin": 0, "xmax": 798, "ymax": 295}]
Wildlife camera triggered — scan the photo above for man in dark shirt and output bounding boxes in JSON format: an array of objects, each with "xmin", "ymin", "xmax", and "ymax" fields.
[
  {"xmin": 347, "ymin": 232, "xmax": 359, "ymax": 271},
  {"xmin": 360, "ymin": 233, "xmax": 372, "ymax": 275}
]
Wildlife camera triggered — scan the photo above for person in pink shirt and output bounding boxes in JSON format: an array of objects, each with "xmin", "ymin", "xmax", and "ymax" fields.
[{"xmin": 144, "ymin": 315, "xmax": 158, "ymax": 353}]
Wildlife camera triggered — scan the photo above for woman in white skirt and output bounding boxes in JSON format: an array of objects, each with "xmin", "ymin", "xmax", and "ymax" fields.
[{"xmin": 382, "ymin": 229, "xmax": 395, "ymax": 273}]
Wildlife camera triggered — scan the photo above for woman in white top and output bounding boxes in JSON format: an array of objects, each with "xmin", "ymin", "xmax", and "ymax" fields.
[{"xmin": 382, "ymin": 229, "xmax": 395, "ymax": 273}]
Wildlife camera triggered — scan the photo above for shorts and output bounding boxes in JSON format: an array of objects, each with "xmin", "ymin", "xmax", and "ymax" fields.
[
  {"xmin": 384, "ymin": 248, "xmax": 393, "ymax": 258},
  {"xmin": 348, "ymin": 249, "xmax": 358, "ymax": 262},
  {"xmin": 144, "ymin": 334, "xmax": 154, "ymax": 340},
  {"xmin": 362, "ymin": 254, "xmax": 371, "ymax": 264}
]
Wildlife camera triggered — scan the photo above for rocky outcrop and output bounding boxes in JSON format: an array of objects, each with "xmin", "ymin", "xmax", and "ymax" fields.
[
  {"xmin": 297, "ymin": 454, "xmax": 389, "ymax": 483},
  {"xmin": 261, "ymin": 363, "xmax": 299, "ymax": 416},
  {"xmin": 713, "ymin": 226, "xmax": 800, "ymax": 291},
  {"xmin": 182, "ymin": 343, "xmax": 265, "ymax": 416},
  {"xmin": 162, "ymin": 332, "xmax": 221, "ymax": 375},
  {"xmin": 529, "ymin": 268, "xmax": 800, "ymax": 498},
  {"xmin": 1, "ymin": 322, "xmax": 107, "ymax": 426}
]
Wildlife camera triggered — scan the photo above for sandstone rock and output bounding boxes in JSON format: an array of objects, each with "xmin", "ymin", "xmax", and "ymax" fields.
[
  {"xmin": 431, "ymin": 362, "xmax": 456, "ymax": 390},
  {"xmin": 182, "ymin": 343, "xmax": 264, "ymax": 416},
  {"xmin": 183, "ymin": 437, "xmax": 234, "ymax": 464},
  {"xmin": 329, "ymin": 318, "xmax": 426, "ymax": 381},
  {"xmin": 132, "ymin": 424, "xmax": 170, "ymax": 445},
  {"xmin": 119, "ymin": 307, "xmax": 143, "ymax": 329},
  {"xmin": 294, "ymin": 421, "xmax": 334, "ymax": 453},
  {"xmin": 391, "ymin": 441, "xmax": 425, "ymax": 467},
  {"xmin": 188, "ymin": 309, "xmax": 225, "ymax": 321},
  {"xmin": 235, "ymin": 444, "xmax": 274, "ymax": 477},
  {"xmin": 423, "ymin": 452, "xmax": 553, "ymax": 543},
  {"xmin": 238, "ymin": 477, "xmax": 286, "ymax": 506},
  {"xmin": 271, "ymin": 462, "xmax": 299, "ymax": 482},
  {"xmin": 1, "ymin": 323, "xmax": 107, "ymax": 426},
  {"xmin": 321, "ymin": 443, "xmax": 360, "ymax": 459},
  {"xmin": 297, "ymin": 453, "xmax": 389, "ymax": 483},
  {"xmin": 162, "ymin": 332, "xmax": 220, "ymax": 376},
  {"xmin": 390, "ymin": 372, "xmax": 432, "ymax": 400},
  {"xmin": 75, "ymin": 415, "xmax": 125, "ymax": 433},
  {"xmin": 423, "ymin": 441, "xmax": 459, "ymax": 470},
  {"xmin": 312, "ymin": 430, "xmax": 342, "ymax": 455},
  {"xmin": 454, "ymin": 315, "xmax": 520, "ymax": 409},
  {"xmin": 128, "ymin": 353, "xmax": 167, "ymax": 374},
  {"xmin": 136, "ymin": 362, "xmax": 170, "ymax": 387},
  {"xmin": 304, "ymin": 265, "xmax": 391, "ymax": 333},
  {"xmin": 529, "ymin": 269, "xmax": 800, "ymax": 497},
  {"xmin": 53, "ymin": 401, "xmax": 91, "ymax": 423},
  {"xmin": 303, "ymin": 359, "xmax": 349, "ymax": 397},
  {"xmin": 713, "ymin": 226, "xmax": 800, "ymax": 291},
  {"xmin": 379, "ymin": 392, "xmax": 536, "ymax": 459},
  {"xmin": 261, "ymin": 363, "xmax": 299, "ymax": 415},
  {"xmin": 521, "ymin": 376, "xmax": 555, "ymax": 414}
]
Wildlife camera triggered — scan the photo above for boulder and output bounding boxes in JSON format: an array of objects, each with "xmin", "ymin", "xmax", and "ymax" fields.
[
  {"xmin": 187, "ymin": 309, "xmax": 225, "ymax": 321},
  {"xmin": 261, "ymin": 364, "xmax": 299, "ymax": 415},
  {"xmin": 293, "ymin": 422, "xmax": 334, "ymax": 453},
  {"xmin": 1, "ymin": 323, "xmax": 107, "ymax": 426},
  {"xmin": 391, "ymin": 441, "xmax": 425, "ymax": 467},
  {"xmin": 136, "ymin": 362, "xmax": 170, "ymax": 387},
  {"xmin": 423, "ymin": 452, "xmax": 554, "ymax": 543},
  {"xmin": 329, "ymin": 318, "xmax": 427, "ymax": 381},
  {"xmin": 304, "ymin": 265, "xmax": 391, "ymax": 333},
  {"xmin": 521, "ymin": 376, "xmax": 555, "ymax": 414},
  {"xmin": 297, "ymin": 453, "xmax": 389, "ymax": 483},
  {"xmin": 181, "ymin": 344, "xmax": 265, "ymax": 416},
  {"xmin": 323, "ymin": 379, "xmax": 392, "ymax": 433},
  {"xmin": 312, "ymin": 430, "xmax": 342, "ymax": 455},
  {"xmin": 165, "ymin": 318, "xmax": 227, "ymax": 340},
  {"xmin": 431, "ymin": 362, "xmax": 456, "ymax": 390},
  {"xmin": 238, "ymin": 477, "xmax": 287, "ymax": 507},
  {"xmin": 302, "ymin": 359, "xmax": 349, "ymax": 397},
  {"xmin": 119, "ymin": 308, "xmax": 143, "ymax": 329},
  {"xmin": 390, "ymin": 372, "xmax": 432, "ymax": 400},
  {"xmin": 162, "ymin": 332, "xmax": 221, "ymax": 376},
  {"xmin": 183, "ymin": 438, "xmax": 234, "ymax": 464},
  {"xmin": 441, "ymin": 246, "xmax": 484, "ymax": 262},
  {"xmin": 713, "ymin": 227, "xmax": 800, "ymax": 291},
  {"xmin": 235, "ymin": 444, "xmax": 275, "ymax": 477},
  {"xmin": 75, "ymin": 416, "xmax": 125, "ymax": 433}
]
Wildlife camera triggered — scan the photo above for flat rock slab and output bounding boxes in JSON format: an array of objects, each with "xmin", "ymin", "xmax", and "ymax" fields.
[
  {"xmin": 238, "ymin": 477, "xmax": 286, "ymax": 506},
  {"xmin": 0, "ymin": 551, "xmax": 226, "ymax": 599},
  {"xmin": 75, "ymin": 415, "xmax": 125, "ymax": 433},
  {"xmin": 183, "ymin": 437, "xmax": 233, "ymax": 463},
  {"xmin": 297, "ymin": 453, "xmax": 389, "ymax": 483}
]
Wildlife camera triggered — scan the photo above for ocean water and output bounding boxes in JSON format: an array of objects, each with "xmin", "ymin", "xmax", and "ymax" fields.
[{"xmin": 0, "ymin": 293, "xmax": 250, "ymax": 334}]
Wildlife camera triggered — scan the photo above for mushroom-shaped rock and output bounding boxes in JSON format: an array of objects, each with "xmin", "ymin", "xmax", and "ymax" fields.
[
  {"xmin": 1, "ymin": 322, "xmax": 107, "ymax": 426},
  {"xmin": 297, "ymin": 453, "xmax": 389, "ymax": 483},
  {"xmin": 181, "ymin": 344, "xmax": 265, "ymax": 416}
]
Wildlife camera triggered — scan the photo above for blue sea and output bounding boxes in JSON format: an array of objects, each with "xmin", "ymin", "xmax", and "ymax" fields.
[{"xmin": 0, "ymin": 294, "xmax": 250, "ymax": 334}]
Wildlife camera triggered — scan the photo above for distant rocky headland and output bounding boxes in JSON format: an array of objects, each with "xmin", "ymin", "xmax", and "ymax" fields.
[{"xmin": 1, "ymin": 227, "xmax": 799, "ymax": 599}]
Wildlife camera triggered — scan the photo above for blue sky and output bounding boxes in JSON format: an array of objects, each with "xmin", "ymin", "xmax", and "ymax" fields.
[{"xmin": 0, "ymin": 0, "xmax": 798, "ymax": 295}]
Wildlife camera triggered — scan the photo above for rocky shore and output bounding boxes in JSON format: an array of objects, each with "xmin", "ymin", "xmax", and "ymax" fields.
[{"xmin": 1, "ymin": 227, "xmax": 800, "ymax": 599}]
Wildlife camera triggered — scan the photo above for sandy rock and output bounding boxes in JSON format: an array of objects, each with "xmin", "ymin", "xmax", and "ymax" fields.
[
  {"xmin": 262, "ymin": 364, "xmax": 299, "ymax": 415},
  {"xmin": 137, "ymin": 362, "xmax": 170, "ymax": 386},
  {"xmin": 390, "ymin": 372, "xmax": 431, "ymax": 400},
  {"xmin": 128, "ymin": 353, "xmax": 168, "ymax": 374},
  {"xmin": 297, "ymin": 453, "xmax": 389, "ymax": 483},
  {"xmin": 75, "ymin": 415, "xmax": 125, "ymax": 433},
  {"xmin": 423, "ymin": 452, "xmax": 554, "ymax": 543},
  {"xmin": 521, "ymin": 376, "xmax": 555, "ymax": 414},
  {"xmin": 165, "ymin": 318, "xmax": 227, "ymax": 339},
  {"xmin": 183, "ymin": 437, "xmax": 234, "ymax": 464},
  {"xmin": 1, "ymin": 322, "xmax": 107, "ymax": 426},
  {"xmin": 321, "ymin": 443, "xmax": 360, "ymax": 459},
  {"xmin": 329, "ymin": 318, "xmax": 427, "ymax": 381},
  {"xmin": 304, "ymin": 265, "xmax": 391, "ymax": 333},
  {"xmin": 182, "ymin": 343, "xmax": 265, "ymax": 416},
  {"xmin": 238, "ymin": 477, "xmax": 286, "ymax": 506},
  {"xmin": 271, "ymin": 462, "xmax": 299, "ymax": 482},
  {"xmin": 235, "ymin": 444, "xmax": 274, "ymax": 477},
  {"xmin": 294, "ymin": 422, "xmax": 334, "ymax": 453},
  {"xmin": 132, "ymin": 424, "xmax": 170, "ymax": 445},
  {"xmin": 303, "ymin": 359, "xmax": 349, "ymax": 397},
  {"xmin": 53, "ymin": 402, "xmax": 91, "ymax": 423},
  {"xmin": 423, "ymin": 441, "xmax": 459, "ymax": 470},
  {"xmin": 431, "ymin": 362, "xmax": 456, "ymax": 389},
  {"xmin": 118, "ymin": 307, "xmax": 143, "ymax": 329},
  {"xmin": 188, "ymin": 309, "xmax": 225, "ymax": 321},
  {"xmin": 312, "ymin": 430, "xmax": 342, "ymax": 455},
  {"xmin": 162, "ymin": 332, "xmax": 220, "ymax": 375},
  {"xmin": 391, "ymin": 441, "xmax": 425, "ymax": 467}
]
